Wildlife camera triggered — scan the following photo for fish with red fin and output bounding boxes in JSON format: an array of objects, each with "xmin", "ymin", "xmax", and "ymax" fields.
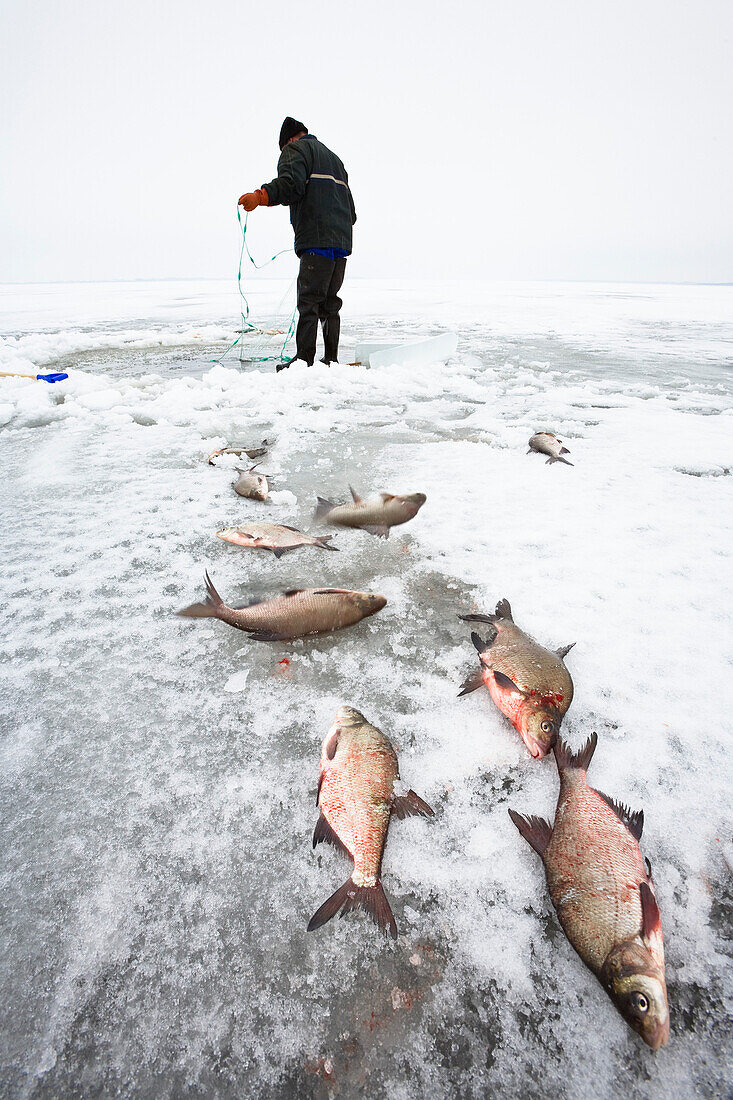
[
  {"xmin": 509, "ymin": 733, "xmax": 669, "ymax": 1049},
  {"xmin": 308, "ymin": 705, "xmax": 434, "ymax": 939},
  {"xmin": 459, "ymin": 599, "xmax": 574, "ymax": 758}
]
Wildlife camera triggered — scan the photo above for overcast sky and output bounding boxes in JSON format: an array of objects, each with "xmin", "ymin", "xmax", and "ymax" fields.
[{"xmin": 1, "ymin": 0, "xmax": 731, "ymax": 285}]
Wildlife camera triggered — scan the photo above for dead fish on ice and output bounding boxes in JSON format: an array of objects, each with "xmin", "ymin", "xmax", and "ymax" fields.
[
  {"xmin": 528, "ymin": 432, "xmax": 573, "ymax": 466},
  {"xmin": 314, "ymin": 487, "xmax": 427, "ymax": 539},
  {"xmin": 309, "ymin": 705, "xmax": 434, "ymax": 938},
  {"xmin": 459, "ymin": 598, "xmax": 574, "ymax": 759},
  {"xmin": 208, "ymin": 439, "xmax": 271, "ymax": 464},
  {"xmin": 217, "ymin": 522, "xmax": 336, "ymax": 557},
  {"xmin": 177, "ymin": 573, "xmax": 386, "ymax": 640},
  {"xmin": 232, "ymin": 466, "xmax": 269, "ymax": 501},
  {"xmin": 509, "ymin": 733, "xmax": 669, "ymax": 1049}
]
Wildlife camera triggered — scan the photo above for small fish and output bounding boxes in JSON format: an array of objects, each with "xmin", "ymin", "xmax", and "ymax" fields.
[
  {"xmin": 459, "ymin": 599, "xmax": 574, "ymax": 758},
  {"xmin": 314, "ymin": 487, "xmax": 426, "ymax": 539},
  {"xmin": 178, "ymin": 573, "xmax": 386, "ymax": 640},
  {"xmin": 216, "ymin": 522, "xmax": 336, "ymax": 557},
  {"xmin": 232, "ymin": 466, "xmax": 269, "ymax": 501},
  {"xmin": 208, "ymin": 439, "xmax": 271, "ymax": 465},
  {"xmin": 528, "ymin": 432, "xmax": 573, "ymax": 466},
  {"xmin": 308, "ymin": 705, "xmax": 434, "ymax": 938},
  {"xmin": 509, "ymin": 733, "xmax": 669, "ymax": 1050}
]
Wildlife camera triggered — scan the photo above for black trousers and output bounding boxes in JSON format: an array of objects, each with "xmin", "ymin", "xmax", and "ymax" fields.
[{"xmin": 295, "ymin": 253, "xmax": 347, "ymax": 364}]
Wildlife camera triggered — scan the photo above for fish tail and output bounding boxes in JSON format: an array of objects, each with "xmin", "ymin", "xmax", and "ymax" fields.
[
  {"xmin": 176, "ymin": 570, "xmax": 225, "ymax": 619},
  {"xmin": 316, "ymin": 535, "xmax": 339, "ymax": 552},
  {"xmin": 314, "ymin": 496, "xmax": 336, "ymax": 522},
  {"xmin": 460, "ymin": 598, "xmax": 513, "ymax": 626},
  {"xmin": 460, "ymin": 602, "xmax": 510, "ymax": 638},
  {"xmin": 554, "ymin": 731, "xmax": 597, "ymax": 774},
  {"xmin": 547, "ymin": 455, "xmax": 574, "ymax": 466},
  {"xmin": 307, "ymin": 876, "xmax": 397, "ymax": 939}
]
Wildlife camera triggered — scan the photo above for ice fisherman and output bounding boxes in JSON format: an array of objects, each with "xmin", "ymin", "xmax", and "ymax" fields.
[{"xmin": 238, "ymin": 117, "xmax": 356, "ymax": 372}]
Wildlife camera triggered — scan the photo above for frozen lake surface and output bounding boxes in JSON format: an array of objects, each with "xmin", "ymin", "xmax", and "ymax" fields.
[{"xmin": 1, "ymin": 278, "xmax": 732, "ymax": 1098}]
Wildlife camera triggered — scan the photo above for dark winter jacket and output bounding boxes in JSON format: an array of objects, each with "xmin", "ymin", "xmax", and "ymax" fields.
[{"xmin": 262, "ymin": 135, "xmax": 356, "ymax": 257}]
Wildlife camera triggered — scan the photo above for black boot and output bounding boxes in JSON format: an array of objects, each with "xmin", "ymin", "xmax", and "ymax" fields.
[{"xmin": 277, "ymin": 356, "xmax": 311, "ymax": 372}]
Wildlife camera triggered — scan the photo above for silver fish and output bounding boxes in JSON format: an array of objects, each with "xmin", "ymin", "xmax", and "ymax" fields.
[
  {"xmin": 216, "ymin": 522, "xmax": 337, "ymax": 557},
  {"xmin": 528, "ymin": 432, "xmax": 573, "ymax": 466},
  {"xmin": 314, "ymin": 487, "xmax": 427, "ymax": 539},
  {"xmin": 208, "ymin": 439, "xmax": 271, "ymax": 465},
  {"xmin": 232, "ymin": 465, "xmax": 269, "ymax": 501}
]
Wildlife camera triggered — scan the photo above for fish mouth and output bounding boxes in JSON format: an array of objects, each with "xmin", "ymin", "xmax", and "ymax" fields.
[
  {"xmin": 360, "ymin": 594, "xmax": 387, "ymax": 615},
  {"xmin": 524, "ymin": 736, "xmax": 550, "ymax": 760},
  {"xmin": 643, "ymin": 1018, "xmax": 670, "ymax": 1051}
]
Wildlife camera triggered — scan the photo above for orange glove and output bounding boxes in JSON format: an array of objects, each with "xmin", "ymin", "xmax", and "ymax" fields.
[{"xmin": 238, "ymin": 188, "xmax": 269, "ymax": 212}]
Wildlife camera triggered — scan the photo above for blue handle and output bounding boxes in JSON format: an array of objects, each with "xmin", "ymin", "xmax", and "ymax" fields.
[{"xmin": 36, "ymin": 372, "xmax": 69, "ymax": 383}]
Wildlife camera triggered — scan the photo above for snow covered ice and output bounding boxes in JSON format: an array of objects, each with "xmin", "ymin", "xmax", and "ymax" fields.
[{"xmin": 1, "ymin": 278, "xmax": 732, "ymax": 1098}]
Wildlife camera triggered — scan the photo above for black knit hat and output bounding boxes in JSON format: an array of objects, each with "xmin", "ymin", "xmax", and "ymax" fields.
[{"xmin": 279, "ymin": 117, "xmax": 308, "ymax": 151}]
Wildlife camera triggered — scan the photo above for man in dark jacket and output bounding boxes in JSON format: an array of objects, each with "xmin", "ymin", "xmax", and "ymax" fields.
[{"xmin": 238, "ymin": 117, "xmax": 356, "ymax": 371}]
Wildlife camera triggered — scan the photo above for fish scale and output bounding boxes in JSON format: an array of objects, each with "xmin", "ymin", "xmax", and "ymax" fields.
[
  {"xmin": 509, "ymin": 733, "xmax": 669, "ymax": 1049},
  {"xmin": 178, "ymin": 576, "xmax": 386, "ymax": 640},
  {"xmin": 548, "ymin": 776, "xmax": 647, "ymax": 971},
  {"xmin": 489, "ymin": 622, "xmax": 572, "ymax": 701},
  {"xmin": 322, "ymin": 743, "xmax": 396, "ymax": 881},
  {"xmin": 308, "ymin": 707, "xmax": 434, "ymax": 937}
]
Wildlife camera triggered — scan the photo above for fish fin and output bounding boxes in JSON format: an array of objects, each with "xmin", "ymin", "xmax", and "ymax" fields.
[
  {"xmin": 311, "ymin": 588, "xmax": 349, "ymax": 596},
  {"xmin": 362, "ymin": 525, "xmax": 390, "ymax": 538},
  {"xmin": 271, "ymin": 547, "xmax": 290, "ymax": 558},
  {"xmin": 546, "ymin": 456, "xmax": 555, "ymax": 464},
  {"xmin": 508, "ymin": 809, "xmax": 553, "ymax": 857},
  {"xmin": 316, "ymin": 535, "xmax": 339, "ymax": 551},
  {"xmin": 593, "ymin": 789, "xmax": 644, "ymax": 841},
  {"xmin": 312, "ymin": 813, "xmax": 349, "ymax": 854},
  {"xmin": 461, "ymin": 617, "xmax": 499, "ymax": 645},
  {"xmin": 470, "ymin": 631, "xmax": 489, "ymax": 656},
  {"xmin": 645, "ymin": 857, "xmax": 653, "ymax": 882},
  {"xmin": 176, "ymin": 570, "xmax": 225, "ymax": 619},
  {"xmin": 324, "ymin": 730, "xmax": 339, "ymax": 760},
  {"xmin": 493, "ymin": 669, "xmax": 525, "ymax": 695},
  {"xmin": 458, "ymin": 666, "xmax": 485, "ymax": 696},
  {"xmin": 380, "ymin": 493, "xmax": 396, "ymax": 503},
  {"xmin": 307, "ymin": 877, "xmax": 397, "ymax": 939},
  {"xmin": 246, "ymin": 629, "xmax": 291, "ymax": 642},
  {"xmin": 283, "ymin": 589, "xmax": 304, "ymax": 597},
  {"xmin": 349, "ymin": 485, "xmax": 363, "ymax": 504},
  {"xmin": 556, "ymin": 642, "xmax": 576, "ymax": 660},
  {"xmin": 314, "ymin": 497, "xmax": 336, "ymax": 521},
  {"xmin": 639, "ymin": 882, "xmax": 662, "ymax": 941},
  {"xmin": 560, "ymin": 446, "xmax": 570, "ymax": 455},
  {"xmin": 392, "ymin": 789, "xmax": 434, "ymax": 818},
  {"xmin": 460, "ymin": 598, "xmax": 512, "ymax": 626},
  {"xmin": 279, "ymin": 524, "xmax": 304, "ymax": 533},
  {"xmin": 554, "ymin": 732, "xmax": 597, "ymax": 774},
  {"xmin": 316, "ymin": 773, "xmax": 324, "ymax": 806},
  {"xmin": 495, "ymin": 598, "xmax": 513, "ymax": 621}
]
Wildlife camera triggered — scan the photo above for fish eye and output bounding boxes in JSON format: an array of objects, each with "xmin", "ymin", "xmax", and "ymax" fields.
[
  {"xmin": 540, "ymin": 720, "xmax": 553, "ymax": 734},
  {"xmin": 630, "ymin": 992, "xmax": 649, "ymax": 1014}
]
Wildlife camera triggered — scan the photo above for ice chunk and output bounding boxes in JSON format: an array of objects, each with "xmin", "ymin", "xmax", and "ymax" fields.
[{"xmin": 355, "ymin": 332, "xmax": 458, "ymax": 369}]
